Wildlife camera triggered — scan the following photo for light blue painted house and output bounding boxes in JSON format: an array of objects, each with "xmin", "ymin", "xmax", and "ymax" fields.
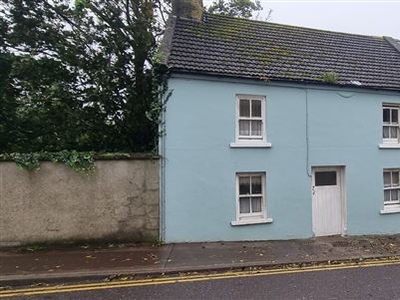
[{"xmin": 159, "ymin": 0, "xmax": 400, "ymax": 242}]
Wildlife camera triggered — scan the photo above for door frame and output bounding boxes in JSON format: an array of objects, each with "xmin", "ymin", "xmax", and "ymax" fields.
[{"xmin": 311, "ymin": 166, "xmax": 347, "ymax": 236}]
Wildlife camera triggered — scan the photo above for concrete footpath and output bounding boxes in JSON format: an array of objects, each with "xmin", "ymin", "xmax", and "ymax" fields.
[{"xmin": 1, "ymin": 234, "xmax": 400, "ymax": 287}]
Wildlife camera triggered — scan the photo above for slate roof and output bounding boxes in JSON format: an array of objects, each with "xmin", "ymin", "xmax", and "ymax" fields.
[{"xmin": 163, "ymin": 13, "xmax": 400, "ymax": 91}]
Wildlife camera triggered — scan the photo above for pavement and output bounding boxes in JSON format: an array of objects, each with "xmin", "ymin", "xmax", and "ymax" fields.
[{"xmin": 1, "ymin": 234, "xmax": 400, "ymax": 287}]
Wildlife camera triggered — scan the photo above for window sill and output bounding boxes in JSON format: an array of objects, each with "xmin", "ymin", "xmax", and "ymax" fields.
[
  {"xmin": 230, "ymin": 142, "xmax": 272, "ymax": 148},
  {"xmin": 380, "ymin": 205, "xmax": 400, "ymax": 214},
  {"xmin": 231, "ymin": 218, "xmax": 273, "ymax": 226},
  {"xmin": 379, "ymin": 144, "xmax": 400, "ymax": 149}
]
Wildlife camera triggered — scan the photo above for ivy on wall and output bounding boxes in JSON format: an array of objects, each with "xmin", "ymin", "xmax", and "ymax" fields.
[
  {"xmin": 0, "ymin": 151, "xmax": 159, "ymax": 173},
  {"xmin": 0, "ymin": 151, "xmax": 95, "ymax": 173}
]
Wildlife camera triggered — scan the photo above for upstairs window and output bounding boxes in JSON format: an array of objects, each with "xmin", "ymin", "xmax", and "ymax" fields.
[
  {"xmin": 234, "ymin": 95, "xmax": 267, "ymax": 145},
  {"xmin": 383, "ymin": 105, "xmax": 400, "ymax": 144}
]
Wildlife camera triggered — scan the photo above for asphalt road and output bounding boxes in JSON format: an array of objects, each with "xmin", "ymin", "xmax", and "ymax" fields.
[{"xmin": 3, "ymin": 262, "xmax": 400, "ymax": 300}]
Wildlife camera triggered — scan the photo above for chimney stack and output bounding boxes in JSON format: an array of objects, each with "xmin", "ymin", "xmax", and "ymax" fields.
[{"xmin": 171, "ymin": 0, "xmax": 203, "ymax": 21}]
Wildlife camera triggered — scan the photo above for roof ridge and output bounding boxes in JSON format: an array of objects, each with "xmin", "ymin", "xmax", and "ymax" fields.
[{"xmin": 204, "ymin": 13, "xmax": 384, "ymax": 40}]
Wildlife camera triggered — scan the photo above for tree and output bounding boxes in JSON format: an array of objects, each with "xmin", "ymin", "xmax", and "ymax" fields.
[
  {"xmin": 207, "ymin": 0, "xmax": 262, "ymax": 19},
  {"xmin": 0, "ymin": 0, "xmax": 264, "ymax": 154},
  {"xmin": 0, "ymin": 0, "xmax": 169, "ymax": 153}
]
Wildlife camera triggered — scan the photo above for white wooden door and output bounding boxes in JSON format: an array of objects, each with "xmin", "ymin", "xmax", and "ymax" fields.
[{"xmin": 312, "ymin": 167, "xmax": 344, "ymax": 236}]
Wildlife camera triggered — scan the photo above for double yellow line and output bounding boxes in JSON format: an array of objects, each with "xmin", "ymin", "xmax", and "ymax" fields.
[{"xmin": 2, "ymin": 258, "xmax": 400, "ymax": 298}]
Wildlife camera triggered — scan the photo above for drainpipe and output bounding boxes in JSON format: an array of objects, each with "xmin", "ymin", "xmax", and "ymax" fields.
[
  {"xmin": 305, "ymin": 88, "xmax": 311, "ymax": 177},
  {"xmin": 159, "ymin": 88, "xmax": 167, "ymax": 242}
]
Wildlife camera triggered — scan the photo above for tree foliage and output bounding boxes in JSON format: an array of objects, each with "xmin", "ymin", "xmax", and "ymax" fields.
[
  {"xmin": 207, "ymin": 0, "xmax": 262, "ymax": 18},
  {"xmin": 0, "ymin": 0, "xmax": 262, "ymax": 155},
  {"xmin": 0, "ymin": 0, "xmax": 169, "ymax": 153}
]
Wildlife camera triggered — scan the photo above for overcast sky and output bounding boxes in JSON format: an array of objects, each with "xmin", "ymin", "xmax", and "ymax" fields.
[{"xmin": 203, "ymin": 0, "xmax": 400, "ymax": 39}]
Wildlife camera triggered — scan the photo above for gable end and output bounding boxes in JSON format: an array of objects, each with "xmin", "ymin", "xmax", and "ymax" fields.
[{"xmin": 384, "ymin": 36, "xmax": 400, "ymax": 54}]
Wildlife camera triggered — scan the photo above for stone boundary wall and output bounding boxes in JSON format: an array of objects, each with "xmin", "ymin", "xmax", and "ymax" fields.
[{"xmin": 0, "ymin": 158, "xmax": 159, "ymax": 247}]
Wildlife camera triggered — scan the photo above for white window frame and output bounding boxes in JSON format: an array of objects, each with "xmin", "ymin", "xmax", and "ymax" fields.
[
  {"xmin": 231, "ymin": 172, "xmax": 273, "ymax": 226},
  {"xmin": 230, "ymin": 94, "xmax": 271, "ymax": 148},
  {"xmin": 380, "ymin": 104, "xmax": 400, "ymax": 148},
  {"xmin": 381, "ymin": 168, "xmax": 400, "ymax": 214}
]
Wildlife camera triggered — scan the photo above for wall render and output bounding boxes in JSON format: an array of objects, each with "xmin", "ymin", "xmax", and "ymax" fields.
[{"xmin": 0, "ymin": 159, "xmax": 159, "ymax": 247}]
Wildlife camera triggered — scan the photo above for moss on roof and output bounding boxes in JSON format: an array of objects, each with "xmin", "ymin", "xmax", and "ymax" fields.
[{"xmin": 166, "ymin": 13, "xmax": 400, "ymax": 91}]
